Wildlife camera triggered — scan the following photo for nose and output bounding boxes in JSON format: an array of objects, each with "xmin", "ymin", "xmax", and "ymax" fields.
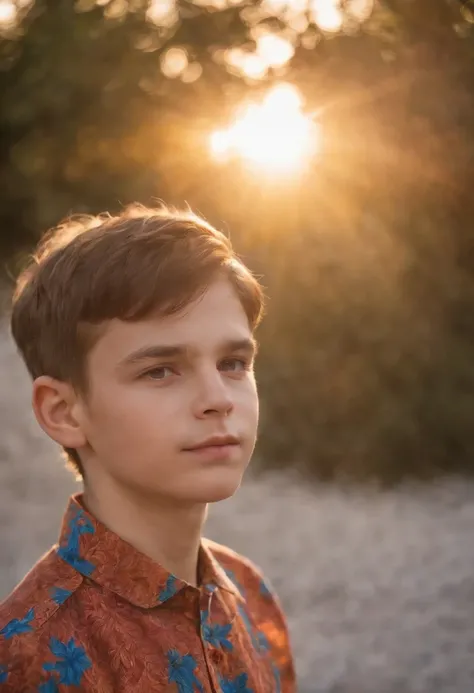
[{"xmin": 192, "ymin": 368, "xmax": 234, "ymax": 419}]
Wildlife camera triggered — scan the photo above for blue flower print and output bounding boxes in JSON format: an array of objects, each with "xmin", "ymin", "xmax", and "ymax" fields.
[
  {"xmin": 201, "ymin": 610, "xmax": 233, "ymax": 651},
  {"xmin": 219, "ymin": 672, "xmax": 254, "ymax": 693},
  {"xmin": 158, "ymin": 575, "xmax": 178, "ymax": 603},
  {"xmin": 272, "ymin": 662, "xmax": 281, "ymax": 693},
  {"xmin": 50, "ymin": 587, "xmax": 73, "ymax": 605},
  {"xmin": 73, "ymin": 508, "xmax": 95, "ymax": 534},
  {"xmin": 237, "ymin": 605, "xmax": 259, "ymax": 649},
  {"xmin": 259, "ymin": 579, "xmax": 272, "ymax": 598},
  {"xmin": 224, "ymin": 569, "xmax": 246, "ymax": 598},
  {"xmin": 256, "ymin": 630, "xmax": 270, "ymax": 653},
  {"xmin": 57, "ymin": 507, "xmax": 95, "ymax": 576},
  {"xmin": 57, "ymin": 547, "xmax": 95, "ymax": 576},
  {"xmin": 167, "ymin": 650, "xmax": 204, "ymax": 693},
  {"xmin": 0, "ymin": 664, "xmax": 8, "ymax": 683},
  {"xmin": 43, "ymin": 637, "xmax": 91, "ymax": 686},
  {"xmin": 38, "ymin": 678, "xmax": 59, "ymax": 693},
  {"xmin": 0, "ymin": 607, "xmax": 34, "ymax": 639},
  {"xmin": 237, "ymin": 605, "xmax": 269, "ymax": 653}
]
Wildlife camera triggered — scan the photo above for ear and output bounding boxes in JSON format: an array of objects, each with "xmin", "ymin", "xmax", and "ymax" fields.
[{"xmin": 32, "ymin": 375, "xmax": 88, "ymax": 450}]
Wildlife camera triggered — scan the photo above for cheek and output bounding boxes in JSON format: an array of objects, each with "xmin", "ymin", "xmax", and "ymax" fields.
[
  {"xmin": 238, "ymin": 379, "xmax": 259, "ymax": 422},
  {"xmin": 84, "ymin": 385, "xmax": 177, "ymax": 446}
]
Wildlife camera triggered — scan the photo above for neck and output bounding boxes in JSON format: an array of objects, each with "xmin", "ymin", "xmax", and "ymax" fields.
[{"xmin": 82, "ymin": 480, "xmax": 208, "ymax": 587}]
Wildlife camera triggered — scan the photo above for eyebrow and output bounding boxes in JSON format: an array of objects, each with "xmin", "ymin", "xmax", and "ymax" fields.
[{"xmin": 118, "ymin": 337, "xmax": 258, "ymax": 369}]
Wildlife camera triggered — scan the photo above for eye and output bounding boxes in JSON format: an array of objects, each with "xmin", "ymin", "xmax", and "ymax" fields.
[
  {"xmin": 142, "ymin": 366, "xmax": 175, "ymax": 380},
  {"xmin": 219, "ymin": 358, "xmax": 250, "ymax": 372}
]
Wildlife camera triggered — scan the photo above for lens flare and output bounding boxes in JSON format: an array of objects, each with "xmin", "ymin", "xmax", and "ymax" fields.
[
  {"xmin": 0, "ymin": 0, "xmax": 16, "ymax": 27},
  {"xmin": 210, "ymin": 84, "xmax": 319, "ymax": 173}
]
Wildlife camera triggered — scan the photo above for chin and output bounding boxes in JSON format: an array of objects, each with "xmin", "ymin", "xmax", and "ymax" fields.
[{"xmin": 185, "ymin": 468, "xmax": 245, "ymax": 504}]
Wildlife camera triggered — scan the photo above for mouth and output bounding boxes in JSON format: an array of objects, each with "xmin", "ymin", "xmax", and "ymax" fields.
[
  {"xmin": 183, "ymin": 435, "xmax": 240, "ymax": 452},
  {"xmin": 182, "ymin": 436, "xmax": 241, "ymax": 462}
]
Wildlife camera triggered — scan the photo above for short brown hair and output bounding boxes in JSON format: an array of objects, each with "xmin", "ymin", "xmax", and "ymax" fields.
[{"xmin": 10, "ymin": 204, "xmax": 264, "ymax": 478}]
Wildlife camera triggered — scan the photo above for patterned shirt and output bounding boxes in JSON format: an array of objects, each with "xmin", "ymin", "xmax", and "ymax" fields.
[{"xmin": 0, "ymin": 494, "xmax": 296, "ymax": 692}]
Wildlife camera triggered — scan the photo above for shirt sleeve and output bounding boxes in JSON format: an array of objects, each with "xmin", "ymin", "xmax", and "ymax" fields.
[{"xmin": 255, "ymin": 574, "xmax": 297, "ymax": 693}]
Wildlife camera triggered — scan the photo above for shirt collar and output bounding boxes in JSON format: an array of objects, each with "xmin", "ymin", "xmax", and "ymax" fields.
[{"xmin": 56, "ymin": 494, "xmax": 243, "ymax": 608}]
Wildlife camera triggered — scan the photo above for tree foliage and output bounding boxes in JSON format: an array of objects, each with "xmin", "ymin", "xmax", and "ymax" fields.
[{"xmin": 1, "ymin": 0, "xmax": 473, "ymax": 483}]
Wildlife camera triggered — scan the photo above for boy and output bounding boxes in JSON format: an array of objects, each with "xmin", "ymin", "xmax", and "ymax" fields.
[{"xmin": 0, "ymin": 205, "xmax": 296, "ymax": 692}]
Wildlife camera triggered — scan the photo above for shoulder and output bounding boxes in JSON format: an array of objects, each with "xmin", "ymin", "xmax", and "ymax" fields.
[
  {"xmin": 0, "ymin": 547, "xmax": 82, "ymax": 633},
  {"xmin": 0, "ymin": 547, "xmax": 82, "ymax": 689},
  {"xmin": 204, "ymin": 539, "xmax": 296, "ymax": 691},
  {"xmin": 204, "ymin": 538, "xmax": 280, "ymax": 606}
]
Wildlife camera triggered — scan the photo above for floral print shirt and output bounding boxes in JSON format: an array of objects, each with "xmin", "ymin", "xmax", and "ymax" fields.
[{"xmin": 0, "ymin": 494, "xmax": 296, "ymax": 692}]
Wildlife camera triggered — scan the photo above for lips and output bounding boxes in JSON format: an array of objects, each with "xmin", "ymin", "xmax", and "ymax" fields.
[{"xmin": 184, "ymin": 435, "xmax": 239, "ymax": 451}]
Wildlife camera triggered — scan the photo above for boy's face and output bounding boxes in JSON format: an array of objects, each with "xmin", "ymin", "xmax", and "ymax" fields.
[{"xmin": 75, "ymin": 277, "xmax": 259, "ymax": 505}]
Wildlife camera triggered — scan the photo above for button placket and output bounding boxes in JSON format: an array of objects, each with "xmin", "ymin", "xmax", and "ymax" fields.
[{"xmin": 200, "ymin": 584, "xmax": 222, "ymax": 693}]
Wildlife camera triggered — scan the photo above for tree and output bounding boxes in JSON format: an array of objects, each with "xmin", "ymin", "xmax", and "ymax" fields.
[{"xmin": 1, "ymin": 0, "xmax": 473, "ymax": 483}]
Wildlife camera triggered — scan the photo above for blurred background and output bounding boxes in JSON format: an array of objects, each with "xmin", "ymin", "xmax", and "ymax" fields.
[{"xmin": 1, "ymin": 0, "xmax": 474, "ymax": 690}]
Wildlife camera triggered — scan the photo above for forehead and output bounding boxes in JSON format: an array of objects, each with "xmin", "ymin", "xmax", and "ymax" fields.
[{"xmin": 90, "ymin": 278, "xmax": 252, "ymax": 361}]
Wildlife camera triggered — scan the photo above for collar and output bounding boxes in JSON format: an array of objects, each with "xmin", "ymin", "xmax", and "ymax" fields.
[{"xmin": 56, "ymin": 494, "xmax": 243, "ymax": 609}]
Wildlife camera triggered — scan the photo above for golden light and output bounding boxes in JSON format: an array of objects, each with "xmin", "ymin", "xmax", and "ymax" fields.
[
  {"xmin": 310, "ymin": 0, "xmax": 344, "ymax": 33},
  {"xmin": 210, "ymin": 84, "xmax": 320, "ymax": 174},
  {"xmin": 225, "ymin": 48, "xmax": 267, "ymax": 79},
  {"xmin": 347, "ymin": 0, "xmax": 374, "ymax": 22},
  {"xmin": 261, "ymin": 0, "xmax": 306, "ymax": 19},
  {"xmin": 191, "ymin": 0, "xmax": 236, "ymax": 7},
  {"xmin": 240, "ymin": 54, "xmax": 268, "ymax": 80},
  {"xmin": 146, "ymin": 0, "xmax": 178, "ymax": 27},
  {"xmin": 160, "ymin": 47, "xmax": 189, "ymax": 79},
  {"xmin": 225, "ymin": 29, "xmax": 295, "ymax": 79},
  {"xmin": 181, "ymin": 62, "xmax": 203, "ymax": 83},
  {"xmin": 0, "ymin": 0, "xmax": 16, "ymax": 27},
  {"xmin": 256, "ymin": 33, "xmax": 295, "ymax": 68}
]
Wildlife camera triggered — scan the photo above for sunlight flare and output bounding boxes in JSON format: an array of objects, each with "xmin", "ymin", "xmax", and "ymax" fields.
[
  {"xmin": 210, "ymin": 84, "xmax": 319, "ymax": 173},
  {"xmin": 310, "ymin": 0, "xmax": 343, "ymax": 32},
  {"xmin": 0, "ymin": 0, "xmax": 16, "ymax": 27}
]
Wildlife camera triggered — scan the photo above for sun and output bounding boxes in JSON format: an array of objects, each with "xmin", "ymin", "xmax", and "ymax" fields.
[{"xmin": 210, "ymin": 84, "xmax": 319, "ymax": 174}]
